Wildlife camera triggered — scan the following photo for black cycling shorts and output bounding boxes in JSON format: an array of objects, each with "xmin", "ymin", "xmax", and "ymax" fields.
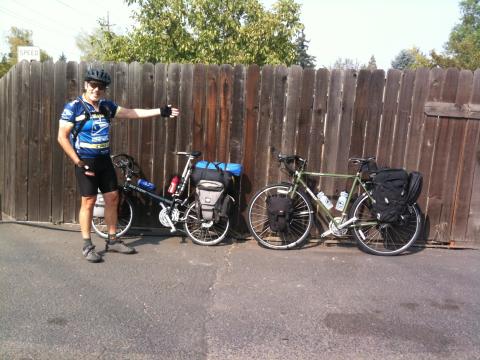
[{"xmin": 75, "ymin": 155, "xmax": 118, "ymax": 196}]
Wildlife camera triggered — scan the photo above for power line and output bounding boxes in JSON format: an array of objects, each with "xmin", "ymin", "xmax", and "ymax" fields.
[
  {"xmin": 0, "ymin": 6, "xmax": 60, "ymax": 34},
  {"xmin": 10, "ymin": 0, "xmax": 81, "ymax": 33}
]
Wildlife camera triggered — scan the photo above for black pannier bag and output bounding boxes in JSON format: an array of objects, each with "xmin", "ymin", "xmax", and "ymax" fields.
[
  {"xmin": 371, "ymin": 168, "xmax": 409, "ymax": 223},
  {"xmin": 195, "ymin": 180, "xmax": 225, "ymax": 222},
  {"xmin": 191, "ymin": 163, "xmax": 233, "ymax": 190},
  {"xmin": 192, "ymin": 161, "xmax": 242, "ymax": 221},
  {"xmin": 266, "ymin": 194, "xmax": 294, "ymax": 233},
  {"xmin": 406, "ymin": 171, "xmax": 423, "ymax": 205}
]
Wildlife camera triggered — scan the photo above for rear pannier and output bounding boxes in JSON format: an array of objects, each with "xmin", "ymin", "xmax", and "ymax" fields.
[
  {"xmin": 406, "ymin": 171, "xmax": 423, "ymax": 205},
  {"xmin": 371, "ymin": 168, "xmax": 409, "ymax": 223},
  {"xmin": 195, "ymin": 180, "xmax": 225, "ymax": 222}
]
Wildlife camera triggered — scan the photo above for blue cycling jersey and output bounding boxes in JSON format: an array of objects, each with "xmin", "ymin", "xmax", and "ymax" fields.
[{"xmin": 60, "ymin": 98, "xmax": 118, "ymax": 158}]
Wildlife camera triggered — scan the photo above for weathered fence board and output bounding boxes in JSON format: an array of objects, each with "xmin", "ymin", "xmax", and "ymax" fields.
[
  {"xmin": 151, "ymin": 63, "xmax": 167, "ymax": 192},
  {"xmin": 51, "ymin": 61, "xmax": 66, "ymax": 223},
  {"xmin": 268, "ymin": 65, "xmax": 288, "ymax": 184},
  {"xmin": 391, "ymin": 70, "xmax": 416, "ymax": 168},
  {"xmin": 254, "ymin": 65, "xmax": 274, "ymax": 191},
  {"xmin": 450, "ymin": 70, "xmax": 475, "ymax": 242},
  {"xmin": 465, "ymin": 69, "xmax": 480, "ymax": 242},
  {"xmin": 377, "ymin": 69, "xmax": 401, "ymax": 165},
  {"xmin": 306, "ymin": 68, "xmax": 328, "ymax": 186},
  {"xmin": 1, "ymin": 61, "xmax": 480, "ymax": 245}
]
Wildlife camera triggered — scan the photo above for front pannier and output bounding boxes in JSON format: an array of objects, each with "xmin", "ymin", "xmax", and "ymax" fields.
[
  {"xmin": 195, "ymin": 180, "xmax": 225, "ymax": 221},
  {"xmin": 266, "ymin": 194, "xmax": 294, "ymax": 233},
  {"xmin": 371, "ymin": 168, "xmax": 409, "ymax": 223}
]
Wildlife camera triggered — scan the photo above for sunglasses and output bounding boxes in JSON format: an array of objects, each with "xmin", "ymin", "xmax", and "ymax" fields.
[{"xmin": 88, "ymin": 81, "xmax": 107, "ymax": 90}]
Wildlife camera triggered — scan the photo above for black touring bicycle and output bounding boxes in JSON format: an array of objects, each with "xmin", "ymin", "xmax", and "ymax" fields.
[{"xmin": 91, "ymin": 151, "xmax": 242, "ymax": 246}]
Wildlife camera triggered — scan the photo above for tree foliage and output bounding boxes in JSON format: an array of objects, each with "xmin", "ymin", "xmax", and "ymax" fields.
[
  {"xmin": 391, "ymin": 49, "xmax": 415, "ymax": 70},
  {"xmin": 366, "ymin": 55, "xmax": 377, "ymax": 70},
  {"xmin": 80, "ymin": 0, "xmax": 307, "ymax": 66},
  {"xmin": 294, "ymin": 29, "xmax": 316, "ymax": 68},
  {"xmin": 0, "ymin": 27, "xmax": 51, "ymax": 78},
  {"xmin": 331, "ymin": 57, "xmax": 363, "ymax": 70},
  {"xmin": 391, "ymin": 47, "xmax": 431, "ymax": 70},
  {"xmin": 393, "ymin": 1, "xmax": 480, "ymax": 70},
  {"xmin": 442, "ymin": 0, "xmax": 480, "ymax": 69}
]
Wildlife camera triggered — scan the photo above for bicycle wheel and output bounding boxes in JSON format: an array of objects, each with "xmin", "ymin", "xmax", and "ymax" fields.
[
  {"xmin": 183, "ymin": 202, "xmax": 229, "ymax": 246},
  {"xmin": 91, "ymin": 193, "xmax": 133, "ymax": 239},
  {"xmin": 247, "ymin": 183, "xmax": 313, "ymax": 250},
  {"xmin": 349, "ymin": 193, "xmax": 422, "ymax": 255}
]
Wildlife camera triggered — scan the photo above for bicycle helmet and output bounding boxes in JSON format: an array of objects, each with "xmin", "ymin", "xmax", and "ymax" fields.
[{"xmin": 85, "ymin": 67, "xmax": 111, "ymax": 85}]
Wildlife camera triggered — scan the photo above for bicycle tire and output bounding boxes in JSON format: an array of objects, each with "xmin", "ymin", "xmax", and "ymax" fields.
[
  {"xmin": 247, "ymin": 183, "xmax": 313, "ymax": 250},
  {"xmin": 349, "ymin": 193, "xmax": 422, "ymax": 256},
  {"xmin": 183, "ymin": 202, "xmax": 229, "ymax": 246},
  {"xmin": 91, "ymin": 193, "xmax": 134, "ymax": 239}
]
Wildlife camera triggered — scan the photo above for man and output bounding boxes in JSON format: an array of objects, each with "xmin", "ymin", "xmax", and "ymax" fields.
[{"xmin": 58, "ymin": 67, "xmax": 179, "ymax": 263}]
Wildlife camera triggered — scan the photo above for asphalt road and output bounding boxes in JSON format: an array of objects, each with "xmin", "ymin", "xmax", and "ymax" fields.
[{"xmin": 1, "ymin": 222, "xmax": 479, "ymax": 359}]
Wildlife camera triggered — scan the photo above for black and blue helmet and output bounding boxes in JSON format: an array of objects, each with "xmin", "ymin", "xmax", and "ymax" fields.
[{"xmin": 85, "ymin": 67, "xmax": 111, "ymax": 85}]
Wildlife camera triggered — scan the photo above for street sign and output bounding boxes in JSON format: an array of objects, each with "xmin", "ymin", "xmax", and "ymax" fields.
[{"xmin": 18, "ymin": 46, "xmax": 40, "ymax": 62}]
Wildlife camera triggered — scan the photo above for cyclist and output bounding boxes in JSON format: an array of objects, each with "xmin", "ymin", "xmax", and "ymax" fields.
[{"xmin": 57, "ymin": 67, "xmax": 179, "ymax": 263}]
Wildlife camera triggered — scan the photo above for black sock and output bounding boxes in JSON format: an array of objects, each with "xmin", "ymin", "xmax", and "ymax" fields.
[
  {"xmin": 83, "ymin": 238, "xmax": 93, "ymax": 249},
  {"xmin": 108, "ymin": 234, "xmax": 117, "ymax": 243}
]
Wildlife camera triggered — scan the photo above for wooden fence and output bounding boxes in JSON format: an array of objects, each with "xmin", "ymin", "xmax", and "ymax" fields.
[{"xmin": 1, "ymin": 60, "xmax": 480, "ymax": 244}]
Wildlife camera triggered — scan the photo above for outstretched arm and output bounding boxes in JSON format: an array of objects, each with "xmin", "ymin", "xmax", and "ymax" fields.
[{"xmin": 116, "ymin": 106, "xmax": 179, "ymax": 119}]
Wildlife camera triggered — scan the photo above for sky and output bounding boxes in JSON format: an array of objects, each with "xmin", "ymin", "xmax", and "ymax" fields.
[{"xmin": 0, "ymin": 0, "xmax": 461, "ymax": 70}]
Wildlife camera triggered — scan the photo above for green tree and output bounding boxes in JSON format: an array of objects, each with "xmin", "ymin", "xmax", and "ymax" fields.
[
  {"xmin": 391, "ymin": 47, "xmax": 432, "ymax": 70},
  {"xmin": 0, "ymin": 27, "xmax": 51, "ymax": 78},
  {"xmin": 0, "ymin": 55, "xmax": 10, "ymax": 78},
  {"xmin": 391, "ymin": 49, "xmax": 415, "ymax": 70},
  {"xmin": 366, "ymin": 55, "xmax": 377, "ymax": 70},
  {"xmin": 80, "ymin": 0, "xmax": 306, "ymax": 66},
  {"xmin": 442, "ymin": 0, "xmax": 480, "ymax": 69},
  {"xmin": 294, "ymin": 29, "xmax": 316, "ymax": 68}
]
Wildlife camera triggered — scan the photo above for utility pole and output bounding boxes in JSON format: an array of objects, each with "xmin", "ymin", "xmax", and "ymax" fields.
[{"xmin": 99, "ymin": 12, "xmax": 115, "ymax": 32}]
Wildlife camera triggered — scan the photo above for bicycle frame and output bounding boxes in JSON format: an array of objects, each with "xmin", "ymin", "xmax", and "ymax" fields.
[
  {"xmin": 120, "ymin": 153, "xmax": 198, "ymax": 232},
  {"xmin": 290, "ymin": 168, "xmax": 372, "ymax": 229}
]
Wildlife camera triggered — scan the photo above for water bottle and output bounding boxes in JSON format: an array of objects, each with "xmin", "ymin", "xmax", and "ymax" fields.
[
  {"xmin": 137, "ymin": 178, "xmax": 156, "ymax": 192},
  {"xmin": 167, "ymin": 176, "xmax": 180, "ymax": 194},
  {"xmin": 317, "ymin": 191, "xmax": 333, "ymax": 210},
  {"xmin": 335, "ymin": 191, "xmax": 348, "ymax": 212}
]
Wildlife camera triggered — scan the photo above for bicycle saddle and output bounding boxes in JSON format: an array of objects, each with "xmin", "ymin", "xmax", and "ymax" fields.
[{"xmin": 173, "ymin": 151, "xmax": 202, "ymax": 158}]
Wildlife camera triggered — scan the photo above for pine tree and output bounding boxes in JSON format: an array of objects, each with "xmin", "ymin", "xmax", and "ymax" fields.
[
  {"xmin": 367, "ymin": 55, "xmax": 377, "ymax": 70},
  {"xmin": 391, "ymin": 49, "xmax": 415, "ymax": 70},
  {"xmin": 295, "ymin": 29, "xmax": 316, "ymax": 68}
]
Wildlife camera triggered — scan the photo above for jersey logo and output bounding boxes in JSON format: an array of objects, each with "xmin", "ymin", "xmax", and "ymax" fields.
[{"xmin": 91, "ymin": 120, "xmax": 109, "ymax": 136}]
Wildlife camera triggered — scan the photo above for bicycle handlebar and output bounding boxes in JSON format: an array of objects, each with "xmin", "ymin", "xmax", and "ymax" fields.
[
  {"xmin": 277, "ymin": 153, "xmax": 307, "ymax": 175},
  {"xmin": 348, "ymin": 156, "xmax": 377, "ymax": 173},
  {"xmin": 276, "ymin": 154, "xmax": 378, "ymax": 175}
]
